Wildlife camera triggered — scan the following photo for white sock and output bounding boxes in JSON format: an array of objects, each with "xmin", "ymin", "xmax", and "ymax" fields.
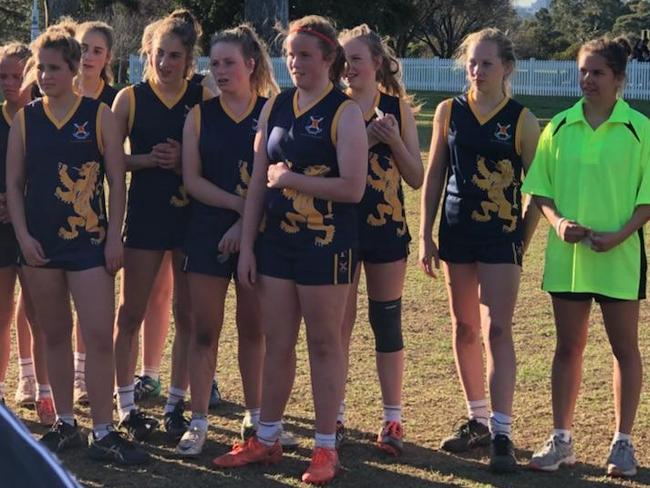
[
  {"xmin": 57, "ymin": 414, "xmax": 75, "ymax": 426},
  {"xmin": 337, "ymin": 401, "xmax": 345, "ymax": 424},
  {"xmin": 467, "ymin": 399, "xmax": 489, "ymax": 426},
  {"xmin": 73, "ymin": 352, "xmax": 86, "ymax": 380},
  {"xmin": 245, "ymin": 408, "xmax": 261, "ymax": 426},
  {"xmin": 613, "ymin": 432, "xmax": 632, "ymax": 445},
  {"xmin": 314, "ymin": 432, "xmax": 336, "ymax": 450},
  {"xmin": 489, "ymin": 411, "xmax": 512, "ymax": 439},
  {"xmin": 553, "ymin": 429, "xmax": 571, "ymax": 443},
  {"xmin": 37, "ymin": 384, "xmax": 52, "ymax": 401},
  {"xmin": 257, "ymin": 420, "xmax": 282, "ymax": 446},
  {"xmin": 164, "ymin": 386, "xmax": 186, "ymax": 414},
  {"xmin": 117, "ymin": 384, "xmax": 136, "ymax": 420},
  {"xmin": 141, "ymin": 367, "xmax": 160, "ymax": 381},
  {"xmin": 383, "ymin": 404, "xmax": 402, "ymax": 423},
  {"xmin": 190, "ymin": 414, "xmax": 208, "ymax": 432},
  {"xmin": 18, "ymin": 358, "xmax": 35, "ymax": 379},
  {"xmin": 93, "ymin": 423, "xmax": 112, "ymax": 440}
]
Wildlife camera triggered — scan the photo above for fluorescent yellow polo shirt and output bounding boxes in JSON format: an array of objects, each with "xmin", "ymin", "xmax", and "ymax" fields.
[{"xmin": 522, "ymin": 98, "xmax": 650, "ymax": 299}]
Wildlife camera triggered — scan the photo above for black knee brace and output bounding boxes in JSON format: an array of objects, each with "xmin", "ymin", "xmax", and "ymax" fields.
[{"xmin": 368, "ymin": 298, "xmax": 404, "ymax": 353}]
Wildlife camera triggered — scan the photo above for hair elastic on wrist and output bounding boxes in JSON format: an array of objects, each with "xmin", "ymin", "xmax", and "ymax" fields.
[{"xmin": 289, "ymin": 27, "xmax": 337, "ymax": 48}]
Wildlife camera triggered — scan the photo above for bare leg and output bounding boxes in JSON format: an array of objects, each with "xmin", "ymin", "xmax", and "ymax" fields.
[
  {"xmin": 68, "ymin": 267, "xmax": 115, "ymax": 425},
  {"xmin": 601, "ymin": 300, "xmax": 642, "ymax": 435},
  {"xmin": 550, "ymin": 297, "xmax": 591, "ymax": 430}
]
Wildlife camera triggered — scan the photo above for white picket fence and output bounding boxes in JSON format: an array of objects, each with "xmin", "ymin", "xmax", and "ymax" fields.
[{"xmin": 128, "ymin": 55, "xmax": 650, "ymax": 100}]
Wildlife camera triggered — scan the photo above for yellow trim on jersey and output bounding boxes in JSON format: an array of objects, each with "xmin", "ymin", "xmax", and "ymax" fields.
[
  {"xmin": 442, "ymin": 98, "xmax": 452, "ymax": 140},
  {"xmin": 126, "ymin": 86, "xmax": 136, "ymax": 136},
  {"xmin": 202, "ymin": 86, "xmax": 214, "ymax": 102},
  {"xmin": 514, "ymin": 107, "xmax": 529, "ymax": 157},
  {"xmin": 194, "ymin": 105, "xmax": 201, "ymax": 140},
  {"xmin": 258, "ymin": 95, "xmax": 277, "ymax": 133},
  {"xmin": 92, "ymin": 79, "xmax": 105, "ymax": 100},
  {"xmin": 330, "ymin": 99, "xmax": 355, "ymax": 146},
  {"xmin": 363, "ymin": 91, "xmax": 381, "ymax": 122},
  {"xmin": 292, "ymin": 82, "xmax": 333, "ymax": 118},
  {"xmin": 148, "ymin": 79, "xmax": 188, "ymax": 110},
  {"xmin": 96, "ymin": 102, "xmax": 107, "ymax": 155},
  {"xmin": 467, "ymin": 89, "xmax": 509, "ymax": 126},
  {"xmin": 220, "ymin": 94, "xmax": 258, "ymax": 124},
  {"xmin": 42, "ymin": 95, "xmax": 82, "ymax": 130},
  {"xmin": 2, "ymin": 102, "xmax": 12, "ymax": 125},
  {"xmin": 17, "ymin": 109, "xmax": 25, "ymax": 153}
]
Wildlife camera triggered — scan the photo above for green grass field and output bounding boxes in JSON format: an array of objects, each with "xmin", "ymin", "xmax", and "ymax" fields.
[{"xmin": 5, "ymin": 93, "xmax": 650, "ymax": 487}]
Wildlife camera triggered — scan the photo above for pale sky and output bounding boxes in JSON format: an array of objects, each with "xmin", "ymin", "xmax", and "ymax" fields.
[{"xmin": 514, "ymin": 0, "xmax": 534, "ymax": 5}]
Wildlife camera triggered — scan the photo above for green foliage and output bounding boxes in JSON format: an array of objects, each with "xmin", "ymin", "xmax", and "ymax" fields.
[
  {"xmin": 0, "ymin": 0, "xmax": 32, "ymax": 44},
  {"xmin": 172, "ymin": 0, "xmax": 242, "ymax": 54}
]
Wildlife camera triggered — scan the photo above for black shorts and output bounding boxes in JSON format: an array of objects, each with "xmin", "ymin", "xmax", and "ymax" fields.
[
  {"xmin": 359, "ymin": 243, "xmax": 409, "ymax": 264},
  {"xmin": 183, "ymin": 250, "xmax": 238, "ymax": 279},
  {"xmin": 439, "ymin": 238, "xmax": 523, "ymax": 267},
  {"xmin": 0, "ymin": 224, "xmax": 17, "ymax": 268},
  {"xmin": 256, "ymin": 239, "xmax": 357, "ymax": 286},
  {"xmin": 549, "ymin": 292, "xmax": 629, "ymax": 303}
]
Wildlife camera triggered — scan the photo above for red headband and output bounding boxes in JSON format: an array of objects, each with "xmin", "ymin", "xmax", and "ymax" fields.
[{"xmin": 289, "ymin": 27, "xmax": 337, "ymax": 48}]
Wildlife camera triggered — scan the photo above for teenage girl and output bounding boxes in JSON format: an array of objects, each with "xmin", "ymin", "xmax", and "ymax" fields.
[
  {"xmin": 112, "ymin": 9, "xmax": 213, "ymax": 442},
  {"xmin": 419, "ymin": 28, "xmax": 540, "ymax": 473},
  {"xmin": 525, "ymin": 37, "xmax": 650, "ymax": 479},
  {"xmin": 338, "ymin": 24, "xmax": 422, "ymax": 455},
  {"xmin": 213, "ymin": 15, "xmax": 367, "ymax": 485},
  {"xmin": 5, "ymin": 26, "xmax": 147, "ymax": 465},
  {"xmin": 175, "ymin": 24, "xmax": 279, "ymax": 457}
]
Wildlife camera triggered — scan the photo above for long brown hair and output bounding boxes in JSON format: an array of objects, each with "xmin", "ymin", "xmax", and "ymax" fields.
[{"xmin": 77, "ymin": 21, "xmax": 114, "ymax": 84}]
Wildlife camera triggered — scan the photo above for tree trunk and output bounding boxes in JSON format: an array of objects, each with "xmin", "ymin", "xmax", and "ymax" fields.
[
  {"xmin": 244, "ymin": 0, "xmax": 288, "ymax": 55},
  {"xmin": 46, "ymin": 0, "xmax": 80, "ymax": 24}
]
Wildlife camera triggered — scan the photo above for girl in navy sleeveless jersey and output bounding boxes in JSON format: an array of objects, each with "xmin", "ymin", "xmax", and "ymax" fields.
[
  {"xmin": 5, "ymin": 27, "xmax": 147, "ymax": 464},
  {"xmin": 112, "ymin": 10, "xmax": 213, "ymax": 443},
  {"xmin": 1, "ymin": 44, "xmax": 55, "ymax": 424},
  {"xmin": 213, "ymin": 16, "xmax": 367, "ymax": 485},
  {"xmin": 76, "ymin": 22, "xmax": 118, "ymax": 107},
  {"xmin": 338, "ymin": 24, "xmax": 423, "ymax": 456},
  {"xmin": 175, "ymin": 24, "xmax": 279, "ymax": 458},
  {"xmin": 0, "ymin": 43, "xmax": 33, "ymax": 407},
  {"xmin": 419, "ymin": 28, "xmax": 541, "ymax": 472},
  {"xmin": 69, "ymin": 20, "xmax": 117, "ymax": 406}
]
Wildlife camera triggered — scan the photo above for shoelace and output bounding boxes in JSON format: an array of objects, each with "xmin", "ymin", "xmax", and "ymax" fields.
[{"xmin": 383, "ymin": 421, "xmax": 402, "ymax": 437}]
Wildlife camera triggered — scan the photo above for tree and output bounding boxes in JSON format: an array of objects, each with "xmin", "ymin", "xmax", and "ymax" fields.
[
  {"xmin": 409, "ymin": 0, "xmax": 517, "ymax": 58},
  {"xmin": 0, "ymin": 0, "xmax": 31, "ymax": 44},
  {"xmin": 612, "ymin": 0, "xmax": 650, "ymax": 37},
  {"xmin": 512, "ymin": 8, "xmax": 570, "ymax": 59},
  {"xmin": 245, "ymin": 0, "xmax": 286, "ymax": 55},
  {"xmin": 175, "ymin": 0, "xmax": 242, "ymax": 54},
  {"xmin": 549, "ymin": 0, "xmax": 629, "ymax": 43}
]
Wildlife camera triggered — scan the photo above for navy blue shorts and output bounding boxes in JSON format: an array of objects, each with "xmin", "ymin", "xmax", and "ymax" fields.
[
  {"xmin": 439, "ymin": 238, "xmax": 523, "ymax": 267},
  {"xmin": 183, "ymin": 249, "xmax": 238, "ymax": 279},
  {"xmin": 549, "ymin": 292, "xmax": 630, "ymax": 303},
  {"xmin": 0, "ymin": 224, "xmax": 17, "ymax": 268},
  {"xmin": 256, "ymin": 239, "xmax": 357, "ymax": 286},
  {"xmin": 19, "ymin": 248, "xmax": 105, "ymax": 272},
  {"xmin": 359, "ymin": 243, "xmax": 409, "ymax": 264}
]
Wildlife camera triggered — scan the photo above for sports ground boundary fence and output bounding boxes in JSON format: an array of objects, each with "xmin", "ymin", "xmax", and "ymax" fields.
[{"xmin": 129, "ymin": 55, "xmax": 650, "ymax": 100}]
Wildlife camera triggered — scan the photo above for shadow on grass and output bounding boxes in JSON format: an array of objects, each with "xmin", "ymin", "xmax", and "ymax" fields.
[{"xmin": 16, "ymin": 405, "xmax": 649, "ymax": 488}]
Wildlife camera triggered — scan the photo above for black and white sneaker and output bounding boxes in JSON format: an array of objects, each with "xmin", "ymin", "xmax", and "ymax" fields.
[
  {"xmin": 40, "ymin": 419, "xmax": 86, "ymax": 453},
  {"xmin": 118, "ymin": 409, "xmax": 159, "ymax": 442},
  {"xmin": 489, "ymin": 434, "xmax": 518, "ymax": 473},
  {"xmin": 88, "ymin": 430, "xmax": 150, "ymax": 465},
  {"xmin": 440, "ymin": 418, "xmax": 490, "ymax": 453},
  {"xmin": 164, "ymin": 400, "xmax": 189, "ymax": 441}
]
